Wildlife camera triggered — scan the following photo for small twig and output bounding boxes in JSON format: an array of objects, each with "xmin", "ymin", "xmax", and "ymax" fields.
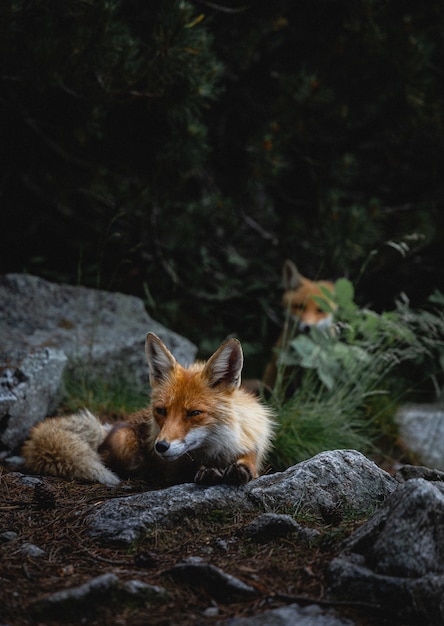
[
  {"xmin": 0, "ymin": 502, "xmax": 31, "ymax": 510},
  {"xmin": 272, "ymin": 591, "xmax": 383, "ymax": 612},
  {"xmin": 237, "ymin": 206, "xmax": 278, "ymax": 245},
  {"xmin": 196, "ymin": 1, "xmax": 249, "ymax": 13}
]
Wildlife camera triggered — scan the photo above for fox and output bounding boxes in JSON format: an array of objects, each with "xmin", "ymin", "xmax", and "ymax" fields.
[
  {"xmin": 22, "ymin": 333, "xmax": 275, "ymax": 487},
  {"xmin": 263, "ymin": 260, "xmax": 336, "ymax": 389}
]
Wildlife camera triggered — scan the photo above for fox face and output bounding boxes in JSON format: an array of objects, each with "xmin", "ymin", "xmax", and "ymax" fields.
[
  {"xmin": 102, "ymin": 333, "xmax": 273, "ymax": 486},
  {"xmin": 145, "ymin": 333, "xmax": 245, "ymax": 464},
  {"xmin": 282, "ymin": 260, "xmax": 335, "ymax": 332}
]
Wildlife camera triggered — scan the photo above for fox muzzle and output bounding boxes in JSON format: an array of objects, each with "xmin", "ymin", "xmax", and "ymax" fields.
[{"xmin": 155, "ymin": 440, "xmax": 170, "ymax": 455}]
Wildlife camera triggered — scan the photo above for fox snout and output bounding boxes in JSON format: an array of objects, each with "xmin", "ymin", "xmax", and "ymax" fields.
[
  {"xmin": 153, "ymin": 436, "xmax": 190, "ymax": 461},
  {"xmin": 155, "ymin": 439, "xmax": 170, "ymax": 455},
  {"xmin": 153, "ymin": 426, "xmax": 208, "ymax": 461},
  {"xmin": 298, "ymin": 312, "xmax": 333, "ymax": 333}
]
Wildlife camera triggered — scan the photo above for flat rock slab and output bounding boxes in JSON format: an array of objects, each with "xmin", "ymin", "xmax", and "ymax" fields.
[{"xmin": 88, "ymin": 450, "xmax": 397, "ymax": 544}]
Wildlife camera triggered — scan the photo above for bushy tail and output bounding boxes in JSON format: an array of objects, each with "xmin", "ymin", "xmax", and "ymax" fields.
[{"xmin": 22, "ymin": 410, "xmax": 120, "ymax": 487}]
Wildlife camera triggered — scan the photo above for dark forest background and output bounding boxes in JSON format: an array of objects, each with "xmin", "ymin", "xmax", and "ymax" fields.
[{"xmin": 1, "ymin": 0, "xmax": 444, "ymax": 378}]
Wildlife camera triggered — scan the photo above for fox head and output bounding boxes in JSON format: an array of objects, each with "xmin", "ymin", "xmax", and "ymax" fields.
[
  {"xmin": 145, "ymin": 333, "xmax": 243, "ymax": 462},
  {"xmin": 282, "ymin": 260, "xmax": 336, "ymax": 332}
]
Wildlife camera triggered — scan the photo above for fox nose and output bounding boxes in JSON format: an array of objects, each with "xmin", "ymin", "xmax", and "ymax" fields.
[{"xmin": 155, "ymin": 440, "xmax": 170, "ymax": 455}]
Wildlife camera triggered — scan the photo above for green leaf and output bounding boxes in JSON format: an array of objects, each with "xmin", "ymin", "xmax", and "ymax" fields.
[
  {"xmin": 334, "ymin": 278, "xmax": 356, "ymax": 309},
  {"xmin": 428, "ymin": 290, "xmax": 444, "ymax": 306}
]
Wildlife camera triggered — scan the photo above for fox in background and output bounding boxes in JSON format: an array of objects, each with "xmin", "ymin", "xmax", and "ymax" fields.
[
  {"xmin": 263, "ymin": 259, "xmax": 336, "ymax": 390},
  {"xmin": 22, "ymin": 333, "xmax": 275, "ymax": 487}
]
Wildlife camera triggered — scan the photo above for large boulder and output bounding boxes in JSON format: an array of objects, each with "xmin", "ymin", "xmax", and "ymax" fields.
[
  {"xmin": 88, "ymin": 450, "xmax": 397, "ymax": 544},
  {"xmin": 328, "ymin": 477, "xmax": 444, "ymax": 625},
  {"xmin": 0, "ymin": 273, "xmax": 196, "ymax": 374},
  {"xmin": 0, "ymin": 273, "xmax": 197, "ymax": 450},
  {"xmin": 0, "ymin": 348, "xmax": 67, "ymax": 449}
]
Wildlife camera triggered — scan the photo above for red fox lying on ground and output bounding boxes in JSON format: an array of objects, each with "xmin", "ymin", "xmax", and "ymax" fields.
[
  {"xmin": 263, "ymin": 260, "xmax": 336, "ymax": 389},
  {"xmin": 22, "ymin": 333, "xmax": 275, "ymax": 487}
]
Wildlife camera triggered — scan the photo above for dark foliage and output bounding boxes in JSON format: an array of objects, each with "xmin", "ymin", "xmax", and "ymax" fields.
[{"xmin": 1, "ymin": 0, "xmax": 444, "ymax": 375}]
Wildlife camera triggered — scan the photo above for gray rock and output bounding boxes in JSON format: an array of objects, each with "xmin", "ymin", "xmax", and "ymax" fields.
[
  {"xmin": 20, "ymin": 543, "xmax": 46, "ymax": 557},
  {"xmin": 0, "ymin": 272, "xmax": 196, "ymax": 376},
  {"xmin": 164, "ymin": 562, "xmax": 258, "ymax": 603},
  {"xmin": 0, "ymin": 531, "xmax": 18, "ymax": 543},
  {"xmin": 0, "ymin": 348, "xmax": 67, "ymax": 449},
  {"xmin": 243, "ymin": 512, "xmax": 301, "ymax": 539},
  {"xmin": 395, "ymin": 403, "xmax": 444, "ymax": 470},
  {"xmin": 395, "ymin": 463, "xmax": 444, "ymax": 483},
  {"xmin": 88, "ymin": 450, "xmax": 397, "ymax": 544},
  {"xmin": 222, "ymin": 602, "xmax": 356, "ymax": 626},
  {"xmin": 329, "ymin": 560, "xmax": 444, "ymax": 626},
  {"xmin": 0, "ymin": 273, "xmax": 197, "ymax": 449},
  {"xmin": 204, "ymin": 606, "xmax": 220, "ymax": 617},
  {"xmin": 30, "ymin": 572, "xmax": 169, "ymax": 620},
  {"xmin": 19, "ymin": 475, "xmax": 42, "ymax": 486},
  {"xmin": 242, "ymin": 513, "xmax": 320, "ymax": 543},
  {"xmin": 328, "ymin": 478, "xmax": 444, "ymax": 624},
  {"xmin": 89, "ymin": 481, "xmax": 255, "ymax": 544},
  {"xmin": 336, "ymin": 478, "xmax": 444, "ymax": 577},
  {"xmin": 3, "ymin": 455, "xmax": 25, "ymax": 469},
  {"xmin": 247, "ymin": 449, "xmax": 396, "ymax": 514}
]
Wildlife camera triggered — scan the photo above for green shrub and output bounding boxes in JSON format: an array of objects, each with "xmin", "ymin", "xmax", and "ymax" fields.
[{"xmin": 269, "ymin": 280, "xmax": 444, "ymax": 469}]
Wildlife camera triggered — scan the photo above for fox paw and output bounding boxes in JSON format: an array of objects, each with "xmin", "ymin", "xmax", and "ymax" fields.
[
  {"xmin": 223, "ymin": 463, "xmax": 253, "ymax": 485},
  {"xmin": 194, "ymin": 463, "xmax": 254, "ymax": 486},
  {"xmin": 194, "ymin": 466, "xmax": 225, "ymax": 486}
]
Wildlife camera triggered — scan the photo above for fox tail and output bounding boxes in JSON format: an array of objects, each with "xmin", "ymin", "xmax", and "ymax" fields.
[{"xmin": 22, "ymin": 410, "xmax": 120, "ymax": 487}]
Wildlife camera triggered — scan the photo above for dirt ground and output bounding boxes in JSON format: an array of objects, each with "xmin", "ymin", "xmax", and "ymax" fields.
[{"xmin": 0, "ymin": 459, "xmax": 413, "ymax": 626}]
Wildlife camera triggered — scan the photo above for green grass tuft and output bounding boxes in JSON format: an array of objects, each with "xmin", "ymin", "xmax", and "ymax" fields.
[{"xmin": 62, "ymin": 366, "xmax": 149, "ymax": 418}]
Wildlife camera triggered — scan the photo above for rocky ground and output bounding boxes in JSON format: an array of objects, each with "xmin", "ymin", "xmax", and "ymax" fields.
[
  {"xmin": 1, "ymin": 463, "xmax": 406, "ymax": 626},
  {"xmin": 2, "ymin": 274, "xmax": 442, "ymax": 625}
]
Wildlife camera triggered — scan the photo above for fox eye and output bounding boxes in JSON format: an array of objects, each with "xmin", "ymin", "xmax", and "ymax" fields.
[
  {"xmin": 293, "ymin": 303, "xmax": 304, "ymax": 311},
  {"xmin": 186, "ymin": 409, "xmax": 202, "ymax": 418},
  {"xmin": 155, "ymin": 407, "xmax": 167, "ymax": 417}
]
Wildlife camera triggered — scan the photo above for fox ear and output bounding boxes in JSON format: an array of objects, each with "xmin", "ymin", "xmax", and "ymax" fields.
[
  {"xmin": 283, "ymin": 259, "xmax": 304, "ymax": 290},
  {"xmin": 204, "ymin": 338, "xmax": 243, "ymax": 389},
  {"xmin": 145, "ymin": 333, "xmax": 176, "ymax": 384}
]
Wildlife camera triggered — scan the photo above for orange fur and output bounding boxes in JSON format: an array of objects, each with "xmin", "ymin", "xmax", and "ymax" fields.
[
  {"xmin": 22, "ymin": 410, "xmax": 120, "ymax": 486},
  {"xmin": 22, "ymin": 334, "xmax": 275, "ymax": 487},
  {"xmin": 137, "ymin": 333, "xmax": 275, "ymax": 485}
]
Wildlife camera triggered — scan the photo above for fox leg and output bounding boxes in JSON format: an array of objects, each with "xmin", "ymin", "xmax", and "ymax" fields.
[
  {"xmin": 194, "ymin": 466, "xmax": 225, "ymax": 486},
  {"xmin": 194, "ymin": 451, "xmax": 258, "ymax": 486},
  {"xmin": 99, "ymin": 422, "xmax": 145, "ymax": 475},
  {"xmin": 223, "ymin": 451, "xmax": 258, "ymax": 485},
  {"xmin": 99, "ymin": 420, "xmax": 163, "ymax": 484}
]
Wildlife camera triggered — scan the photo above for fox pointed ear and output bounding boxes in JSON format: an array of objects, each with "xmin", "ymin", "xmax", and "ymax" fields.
[
  {"xmin": 283, "ymin": 259, "xmax": 304, "ymax": 290},
  {"xmin": 145, "ymin": 333, "xmax": 176, "ymax": 384},
  {"xmin": 204, "ymin": 338, "xmax": 243, "ymax": 389}
]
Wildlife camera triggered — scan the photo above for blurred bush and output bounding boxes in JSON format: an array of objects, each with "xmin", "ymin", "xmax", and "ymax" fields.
[{"xmin": 1, "ymin": 0, "xmax": 444, "ymax": 376}]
